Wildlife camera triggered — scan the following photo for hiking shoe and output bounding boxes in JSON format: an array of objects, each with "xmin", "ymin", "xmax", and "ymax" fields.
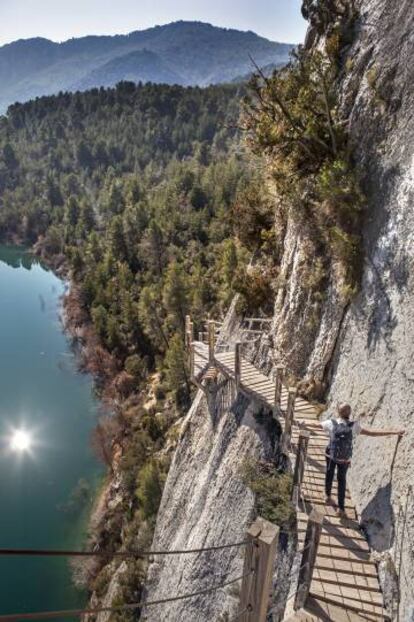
[
  {"xmin": 325, "ymin": 496, "xmax": 335, "ymax": 505},
  {"xmin": 336, "ymin": 509, "xmax": 347, "ymax": 519}
]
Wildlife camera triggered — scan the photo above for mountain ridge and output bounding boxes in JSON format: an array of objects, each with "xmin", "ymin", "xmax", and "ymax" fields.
[{"xmin": 0, "ymin": 20, "xmax": 294, "ymax": 113}]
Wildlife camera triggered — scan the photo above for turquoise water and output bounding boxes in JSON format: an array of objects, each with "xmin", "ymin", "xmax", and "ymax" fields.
[{"xmin": 0, "ymin": 246, "xmax": 102, "ymax": 618}]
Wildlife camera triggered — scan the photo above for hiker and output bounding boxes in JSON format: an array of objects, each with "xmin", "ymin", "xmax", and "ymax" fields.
[{"xmin": 321, "ymin": 404, "xmax": 404, "ymax": 518}]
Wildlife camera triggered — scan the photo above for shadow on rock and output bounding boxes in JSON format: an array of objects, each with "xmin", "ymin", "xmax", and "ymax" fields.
[{"xmin": 360, "ymin": 482, "xmax": 394, "ymax": 552}]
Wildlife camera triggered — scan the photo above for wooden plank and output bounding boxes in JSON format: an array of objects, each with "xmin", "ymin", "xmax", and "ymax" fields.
[
  {"xmin": 312, "ymin": 570, "xmax": 380, "ymax": 592},
  {"xmin": 314, "ymin": 558, "xmax": 378, "ymax": 578},
  {"xmin": 315, "ymin": 547, "xmax": 370, "ymax": 563},
  {"xmin": 305, "ymin": 596, "xmax": 382, "ymax": 622},
  {"xmin": 310, "ymin": 587, "xmax": 384, "ymax": 611},
  {"xmin": 318, "ymin": 526, "xmax": 365, "ymax": 542},
  {"xmin": 298, "ymin": 533, "xmax": 369, "ymax": 553}
]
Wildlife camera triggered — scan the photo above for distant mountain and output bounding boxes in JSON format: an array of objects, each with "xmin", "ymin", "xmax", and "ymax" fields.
[{"xmin": 0, "ymin": 21, "xmax": 294, "ymax": 113}]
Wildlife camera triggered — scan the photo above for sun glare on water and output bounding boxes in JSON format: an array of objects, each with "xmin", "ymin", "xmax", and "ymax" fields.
[{"xmin": 10, "ymin": 430, "xmax": 32, "ymax": 452}]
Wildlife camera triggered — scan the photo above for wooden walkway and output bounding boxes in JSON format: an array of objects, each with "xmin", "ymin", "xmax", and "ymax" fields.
[
  {"xmin": 192, "ymin": 342, "xmax": 386, "ymax": 622},
  {"xmin": 290, "ymin": 414, "xmax": 385, "ymax": 621}
]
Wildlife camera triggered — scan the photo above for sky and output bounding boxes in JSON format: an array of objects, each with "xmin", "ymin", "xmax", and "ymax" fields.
[{"xmin": 0, "ymin": 0, "xmax": 307, "ymax": 46}]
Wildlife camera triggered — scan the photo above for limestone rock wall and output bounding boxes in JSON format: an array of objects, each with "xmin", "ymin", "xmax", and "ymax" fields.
[
  {"xmin": 325, "ymin": 1, "xmax": 414, "ymax": 618},
  {"xmin": 268, "ymin": 0, "xmax": 414, "ymax": 617},
  {"xmin": 143, "ymin": 379, "xmax": 285, "ymax": 621}
]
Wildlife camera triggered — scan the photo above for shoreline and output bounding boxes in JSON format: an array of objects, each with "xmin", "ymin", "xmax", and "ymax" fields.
[{"xmin": 2, "ymin": 239, "xmax": 181, "ymax": 611}]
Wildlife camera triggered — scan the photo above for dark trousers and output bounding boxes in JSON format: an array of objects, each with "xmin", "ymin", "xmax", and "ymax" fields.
[{"xmin": 325, "ymin": 456, "xmax": 349, "ymax": 511}]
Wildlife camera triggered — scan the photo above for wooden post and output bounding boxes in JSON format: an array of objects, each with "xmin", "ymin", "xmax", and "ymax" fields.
[
  {"xmin": 239, "ymin": 517, "xmax": 279, "ymax": 622},
  {"xmin": 189, "ymin": 343, "xmax": 195, "ymax": 379},
  {"xmin": 283, "ymin": 388, "xmax": 297, "ymax": 450},
  {"xmin": 189, "ymin": 320, "xmax": 194, "ymax": 344},
  {"xmin": 274, "ymin": 365, "xmax": 285, "ymax": 407},
  {"xmin": 292, "ymin": 431, "xmax": 310, "ymax": 505},
  {"xmin": 185, "ymin": 315, "xmax": 191, "ymax": 348},
  {"xmin": 208, "ymin": 320, "xmax": 215, "ymax": 364},
  {"xmin": 294, "ymin": 509, "xmax": 324, "ymax": 610},
  {"xmin": 235, "ymin": 342, "xmax": 242, "ymax": 389}
]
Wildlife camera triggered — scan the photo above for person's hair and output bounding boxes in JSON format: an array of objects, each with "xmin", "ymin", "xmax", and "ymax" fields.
[{"xmin": 338, "ymin": 403, "xmax": 352, "ymax": 419}]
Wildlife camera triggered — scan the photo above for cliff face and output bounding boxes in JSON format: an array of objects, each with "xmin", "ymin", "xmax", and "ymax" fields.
[
  {"xmin": 143, "ymin": 374, "xmax": 292, "ymax": 621},
  {"xmin": 326, "ymin": 0, "xmax": 414, "ymax": 618},
  {"xmin": 272, "ymin": 0, "xmax": 414, "ymax": 617}
]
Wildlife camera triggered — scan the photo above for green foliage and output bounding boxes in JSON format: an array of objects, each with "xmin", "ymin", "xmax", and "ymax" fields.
[
  {"xmin": 136, "ymin": 461, "xmax": 165, "ymax": 522},
  {"xmin": 234, "ymin": 267, "xmax": 276, "ymax": 316},
  {"xmin": 118, "ymin": 427, "xmax": 152, "ymax": 496},
  {"xmin": 244, "ymin": 40, "xmax": 364, "ymax": 302},
  {"xmin": 0, "ymin": 82, "xmax": 249, "ymax": 398},
  {"xmin": 164, "ymin": 333, "xmax": 190, "ymax": 404},
  {"xmin": 124, "ymin": 354, "xmax": 147, "ymax": 383},
  {"xmin": 232, "ymin": 179, "xmax": 275, "ymax": 252},
  {"xmin": 240, "ymin": 459, "xmax": 294, "ymax": 528}
]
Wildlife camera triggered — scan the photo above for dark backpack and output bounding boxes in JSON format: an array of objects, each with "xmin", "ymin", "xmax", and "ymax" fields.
[{"xmin": 329, "ymin": 420, "xmax": 354, "ymax": 462}]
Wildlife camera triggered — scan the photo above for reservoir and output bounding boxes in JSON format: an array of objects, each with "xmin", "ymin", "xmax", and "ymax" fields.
[{"xmin": 0, "ymin": 246, "xmax": 102, "ymax": 618}]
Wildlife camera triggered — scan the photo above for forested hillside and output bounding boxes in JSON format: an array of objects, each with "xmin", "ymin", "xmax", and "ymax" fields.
[
  {"xmin": 0, "ymin": 81, "xmax": 254, "ymax": 609},
  {"xmin": 0, "ymin": 82, "xmax": 249, "ymax": 404},
  {"xmin": 0, "ymin": 21, "xmax": 294, "ymax": 112}
]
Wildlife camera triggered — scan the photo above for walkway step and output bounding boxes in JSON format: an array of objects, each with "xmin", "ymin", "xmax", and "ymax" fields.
[
  {"xmin": 300, "ymin": 485, "xmax": 352, "ymax": 500},
  {"xmin": 298, "ymin": 533, "xmax": 369, "ymax": 554},
  {"xmin": 315, "ymin": 558, "xmax": 378, "ymax": 578},
  {"xmin": 298, "ymin": 512, "xmax": 361, "ymax": 530},
  {"xmin": 305, "ymin": 596, "xmax": 383, "ymax": 621},
  {"xmin": 312, "ymin": 570, "xmax": 380, "ymax": 593},
  {"xmin": 309, "ymin": 590, "xmax": 384, "ymax": 617},
  {"xmin": 302, "ymin": 496, "xmax": 355, "ymax": 511},
  {"xmin": 301, "ymin": 503, "xmax": 357, "ymax": 521},
  {"xmin": 315, "ymin": 547, "xmax": 370, "ymax": 563},
  {"xmin": 298, "ymin": 523, "xmax": 366, "ymax": 543}
]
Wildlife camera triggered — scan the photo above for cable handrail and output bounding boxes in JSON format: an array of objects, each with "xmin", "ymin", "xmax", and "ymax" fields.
[
  {"xmin": 0, "ymin": 539, "xmax": 249, "ymax": 559},
  {"xmin": 0, "ymin": 571, "xmax": 252, "ymax": 621}
]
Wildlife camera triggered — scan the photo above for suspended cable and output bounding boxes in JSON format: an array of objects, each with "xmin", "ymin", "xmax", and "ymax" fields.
[
  {"xmin": 0, "ymin": 572, "xmax": 252, "ymax": 621},
  {"xmin": 0, "ymin": 539, "xmax": 249, "ymax": 559}
]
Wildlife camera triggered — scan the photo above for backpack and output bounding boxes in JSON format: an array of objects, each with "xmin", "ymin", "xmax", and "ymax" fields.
[{"xmin": 329, "ymin": 420, "xmax": 354, "ymax": 462}]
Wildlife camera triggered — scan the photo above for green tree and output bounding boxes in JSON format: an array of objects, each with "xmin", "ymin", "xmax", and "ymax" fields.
[
  {"xmin": 162, "ymin": 262, "xmax": 189, "ymax": 333},
  {"xmin": 164, "ymin": 332, "xmax": 190, "ymax": 399},
  {"xmin": 136, "ymin": 462, "xmax": 164, "ymax": 521},
  {"xmin": 3, "ymin": 143, "xmax": 18, "ymax": 169}
]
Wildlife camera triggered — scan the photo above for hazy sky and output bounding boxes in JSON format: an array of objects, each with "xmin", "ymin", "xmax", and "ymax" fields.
[{"xmin": 0, "ymin": 0, "xmax": 307, "ymax": 46}]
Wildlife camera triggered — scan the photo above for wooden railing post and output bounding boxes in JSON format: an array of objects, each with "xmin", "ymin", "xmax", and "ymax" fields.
[
  {"xmin": 239, "ymin": 517, "xmax": 279, "ymax": 622},
  {"xmin": 274, "ymin": 365, "xmax": 285, "ymax": 408},
  {"xmin": 235, "ymin": 342, "xmax": 242, "ymax": 389},
  {"xmin": 189, "ymin": 343, "xmax": 195, "ymax": 379},
  {"xmin": 292, "ymin": 431, "xmax": 310, "ymax": 506},
  {"xmin": 283, "ymin": 388, "xmax": 297, "ymax": 451},
  {"xmin": 294, "ymin": 509, "xmax": 324, "ymax": 610},
  {"xmin": 208, "ymin": 320, "xmax": 215, "ymax": 364},
  {"xmin": 185, "ymin": 315, "xmax": 191, "ymax": 348}
]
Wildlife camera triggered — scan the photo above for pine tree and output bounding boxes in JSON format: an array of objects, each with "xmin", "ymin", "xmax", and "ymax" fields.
[
  {"xmin": 162, "ymin": 261, "xmax": 189, "ymax": 333},
  {"xmin": 164, "ymin": 332, "xmax": 190, "ymax": 398}
]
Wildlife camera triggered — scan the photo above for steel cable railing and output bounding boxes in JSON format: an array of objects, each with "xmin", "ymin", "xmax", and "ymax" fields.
[
  {"xmin": 0, "ymin": 571, "xmax": 253, "ymax": 621},
  {"xmin": 0, "ymin": 539, "xmax": 250, "ymax": 559}
]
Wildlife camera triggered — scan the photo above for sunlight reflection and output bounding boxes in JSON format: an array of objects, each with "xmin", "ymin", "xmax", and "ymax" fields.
[{"xmin": 10, "ymin": 429, "xmax": 32, "ymax": 452}]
